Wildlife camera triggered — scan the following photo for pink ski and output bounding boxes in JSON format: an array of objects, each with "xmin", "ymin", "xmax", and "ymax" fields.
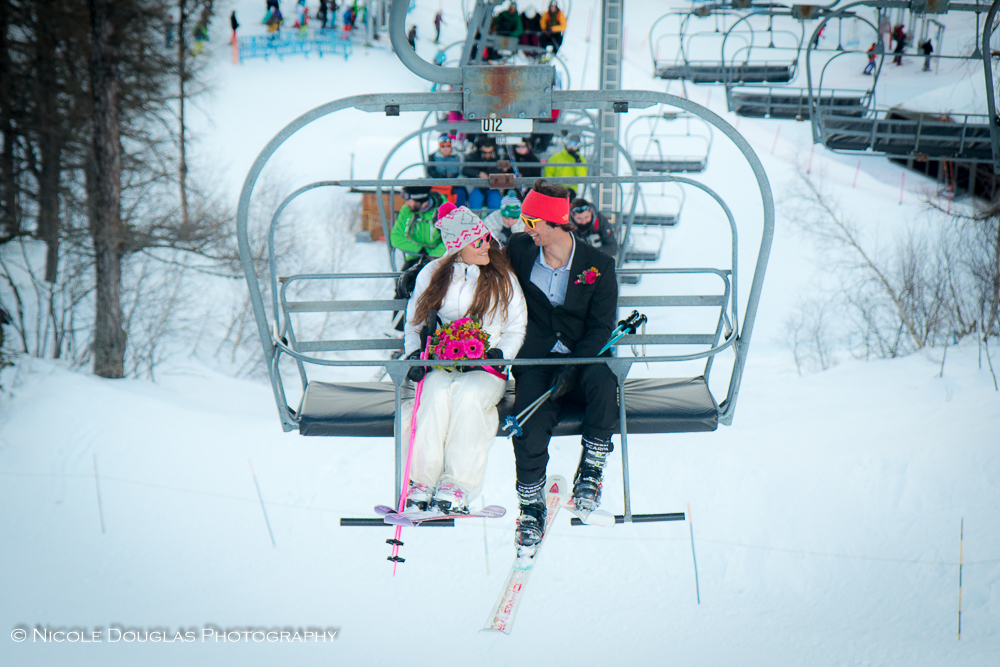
[{"xmin": 375, "ymin": 504, "xmax": 506, "ymax": 526}]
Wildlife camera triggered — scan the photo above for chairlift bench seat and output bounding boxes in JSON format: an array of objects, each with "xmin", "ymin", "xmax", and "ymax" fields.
[
  {"xmin": 655, "ymin": 63, "xmax": 793, "ymax": 84},
  {"xmin": 630, "ymin": 213, "xmax": 678, "ymax": 227},
  {"xmin": 729, "ymin": 89, "xmax": 865, "ymax": 119},
  {"xmin": 298, "ymin": 376, "xmax": 719, "ymax": 437},
  {"xmin": 624, "ymin": 248, "xmax": 662, "ymax": 262},
  {"xmin": 634, "ymin": 158, "xmax": 706, "ymax": 173},
  {"xmin": 655, "ymin": 65, "xmax": 728, "ymax": 83},
  {"xmin": 820, "ymin": 114, "xmax": 993, "ymax": 160}
]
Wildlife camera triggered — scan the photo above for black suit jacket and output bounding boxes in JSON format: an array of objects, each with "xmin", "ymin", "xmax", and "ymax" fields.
[{"xmin": 505, "ymin": 232, "xmax": 617, "ymax": 363}]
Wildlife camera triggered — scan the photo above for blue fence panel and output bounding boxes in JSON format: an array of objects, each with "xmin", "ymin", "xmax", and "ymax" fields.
[{"xmin": 238, "ymin": 31, "xmax": 352, "ymax": 63}]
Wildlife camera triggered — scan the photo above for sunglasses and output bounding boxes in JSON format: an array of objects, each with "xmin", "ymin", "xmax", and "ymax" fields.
[
  {"xmin": 520, "ymin": 214, "xmax": 544, "ymax": 230},
  {"xmin": 571, "ymin": 205, "xmax": 590, "ymax": 215},
  {"xmin": 471, "ymin": 234, "xmax": 492, "ymax": 249}
]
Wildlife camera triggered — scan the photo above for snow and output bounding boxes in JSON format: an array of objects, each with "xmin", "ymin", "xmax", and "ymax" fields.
[
  {"xmin": 893, "ymin": 65, "xmax": 989, "ymax": 118},
  {"xmin": 1, "ymin": 1, "xmax": 998, "ymax": 665}
]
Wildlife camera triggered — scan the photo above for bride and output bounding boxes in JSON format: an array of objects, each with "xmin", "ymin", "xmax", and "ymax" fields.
[{"xmin": 402, "ymin": 203, "xmax": 527, "ymax": 513}]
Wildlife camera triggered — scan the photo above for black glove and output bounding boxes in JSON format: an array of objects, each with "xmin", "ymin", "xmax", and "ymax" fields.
[
  {"xmin": 550, "ymin": 365, "xmax": 579, "ymax": 399},
  {"xmin": 418, "ymin": 309, "xmax": 440, "ymax": 353},
  {"xmin": 485, "ymin": 348, "xmax": 505, "ymax": 360},
  {"xmin": 406, "ymin": 350, "xmax": 427, "ymax": 383}
]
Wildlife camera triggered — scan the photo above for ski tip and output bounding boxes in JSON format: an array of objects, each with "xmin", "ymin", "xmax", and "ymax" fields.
[{"xmin": 383, "ymin": 515, "xmax": 414, "ymax": 527}]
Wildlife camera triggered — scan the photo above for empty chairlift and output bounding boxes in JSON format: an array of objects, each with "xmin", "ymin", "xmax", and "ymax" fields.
[
  {"xmin": 808, "ymin": 2, "xmax": 993, "ymax": 161},
  {"xmin": 726, "ymin": 9, "xmax": 871, "ymax": 120},
  {"xmin": 718, "ymin": 9, "xmax": 802, "ymax": 85},
  {"xmin": 621, "ymin": 182, "xmax": 685, "ymax": 264},
  {"xmin": 625, "ymin": 111, "xmax": 713, "ymax": 174},
  {"xmin": 649, "ymin": 8, "xmax": 751, "ymax": 83}
]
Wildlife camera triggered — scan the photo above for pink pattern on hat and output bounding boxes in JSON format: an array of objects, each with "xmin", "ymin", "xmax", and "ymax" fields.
[{"xmin": 434, "ymin": 205, "xmax": 490, "ymax": 253}]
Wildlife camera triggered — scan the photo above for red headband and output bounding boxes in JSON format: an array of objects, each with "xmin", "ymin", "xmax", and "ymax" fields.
[{"xmin": 521, "ymin": 190, "xmax": 569, "ymax": 225}]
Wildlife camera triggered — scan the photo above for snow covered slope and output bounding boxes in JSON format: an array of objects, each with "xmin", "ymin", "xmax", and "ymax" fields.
[{"xmin": 1, "ymin": 1, "xmax": 997, "ymax": 665}]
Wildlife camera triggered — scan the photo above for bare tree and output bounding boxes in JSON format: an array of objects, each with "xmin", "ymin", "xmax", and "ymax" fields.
[
  {"xmin": 786, "ymin": 165, "xmax": 956, "ymax": 359},
  {"xmin": 785, "ymin": 298, "xmax": 836, "ymax": 374}
]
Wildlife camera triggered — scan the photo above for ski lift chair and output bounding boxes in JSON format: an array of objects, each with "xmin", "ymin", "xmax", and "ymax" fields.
[
  {"xmin": 650, "ymin": 9, "xmax": 749, "ymax": 82},
  {"xmin": 621, "ymin": 181, "xmax": 685, "ymax": 263},
  {"xmin": 236, "ymin": 0, "xmax": 773, "ymax": 526},
  {"xmin": 806, "ymin": 3, "xmax": 994, "ymax": 160},
  {"xmin": 625, "ymin": 111, "xmax": 714, "ymax": 174},
  {"xmin": 725, "ymin": 9, "xmax": 871, "ymax": 120}
]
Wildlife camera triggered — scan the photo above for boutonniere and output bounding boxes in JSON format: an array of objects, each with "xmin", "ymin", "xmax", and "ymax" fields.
[{"xmin": 574, "ymin": 267, "xmax": 601, "ymax": 285}]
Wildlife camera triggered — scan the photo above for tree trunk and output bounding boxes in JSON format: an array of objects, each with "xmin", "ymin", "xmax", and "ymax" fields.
[
  {"xmin": 178, "ymin": 0, "xmax": 189, "ymax": 230},
  {"xmin": 34, "ymin": 0, "xmax": 64, "ymax": 283},
  {"xmin": 89, "ymin": 0, "xmax": 125, "ymax": 378},
  {"xmin": 0, "ymin": 0, "xmax": 20, "ymax": 242}
]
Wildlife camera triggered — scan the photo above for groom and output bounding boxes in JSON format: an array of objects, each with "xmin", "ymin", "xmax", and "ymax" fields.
[{"xmin": 505, "ymin": 179, "xmax": 618, "ymax": 555}]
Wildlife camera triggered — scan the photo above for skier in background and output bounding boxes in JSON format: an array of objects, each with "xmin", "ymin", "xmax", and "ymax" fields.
[
  {"xmin": 390, "ymin": 186, "xmax": 448, "ymax": 270},
  {"xmin": 267, "ymin": 7, "xmax": 283, "ymax": 33},
  {"xmin": 543, "ymin": 133, "xmax": 587, "ymax": 200},
  {"xmin": 569, "ymin": 198, "xmax": 618, "ymax": 258},
  {"xmin": 407, "ymin": 24, "xmax": 417, "ymax": 49},
  {"xmin": 520, "ymin": 6, "xmax": 542, "ymax": 56},
  {"xmin": 482, "ymin": 191, "xmax": 525, "ymax": 245},
  {"xmin": 463, "ymin": 137, "xmax": 509, "ymax": 210},
  {"xmin": 864, "ymin": 42, "xmax": 877, "ymax": 75},
  {"xmin": 426, "ymin": 134, "xmax": 467, "ymax": 207},
  {"xmin": 166, "ymin": 15, "xmax": 175, "ymax": 47},
  {"xmin": 294, "ymin": 0, "xmax": 308, "ymax": 29},
  {"xmin": 511, "ymin": 137, "xmax": 541, "ymax": 180},
  {"xmin": 433, "ymin": 10, "xmax": 444, "ymax": 43},
  {"xmin": 192, "ymin": 20, "xmax": 209, "ymax": 55},
  {"xmin": 540, "ymin": 1, "xmax": 566, "ymax": 53},
  {"xmin": 920, "ymin": 38, "xmax": 933, "ymax": 71},
  {"xmin": 229, "ymin": 11, "xmax": 239, "ymax": 43},
  {"xmin": 892, "ymin": 24, "xmax": 907, "ymax": 65},
  {"xmin": 317, "ymin": 0, "xmax": 328, "ymax": 28}
]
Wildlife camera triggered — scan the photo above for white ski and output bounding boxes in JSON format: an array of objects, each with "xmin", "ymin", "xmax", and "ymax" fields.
[{"xmin": 482, "ymin": 475, "xmax": 570, "ymax": 634}]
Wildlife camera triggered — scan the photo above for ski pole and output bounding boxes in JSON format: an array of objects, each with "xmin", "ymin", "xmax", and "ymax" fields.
[
  {"xmin": 388, "ymin": 335, "xmax": 432, "ymax": 574},
  {"xmin": 502, "ymin": 312, "xmax": 647, "ymax": 437}
]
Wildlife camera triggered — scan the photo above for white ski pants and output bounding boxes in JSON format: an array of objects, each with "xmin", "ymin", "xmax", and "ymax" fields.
[{"xmin": 401, "ymin": 369, "xmax": 507, "ymax": 500}]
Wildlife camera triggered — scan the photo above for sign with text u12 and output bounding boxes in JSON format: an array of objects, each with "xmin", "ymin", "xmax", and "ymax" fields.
[{"xmin": 481, "ymin": 118, "xmax": 533, "ymax": 134}]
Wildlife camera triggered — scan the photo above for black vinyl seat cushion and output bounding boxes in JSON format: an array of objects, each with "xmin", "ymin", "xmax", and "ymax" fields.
[{"xmin": 298, "ymin": 376, "xmax": 719, "ymax": 437}]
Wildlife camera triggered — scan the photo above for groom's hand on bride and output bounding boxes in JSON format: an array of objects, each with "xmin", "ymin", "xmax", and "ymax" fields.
[
  {"xmin": 406, "ymin": 350, "xmax": 427, "ymax": 382},
  {"xmin": 485, "ymin": 348, "xmax": 505, "ymax": 360}
]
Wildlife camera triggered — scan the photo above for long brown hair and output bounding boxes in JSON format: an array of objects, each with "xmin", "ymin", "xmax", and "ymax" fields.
[{"xmin": 412, "ymin": 239, "xmax": 514, "ymax": 327}]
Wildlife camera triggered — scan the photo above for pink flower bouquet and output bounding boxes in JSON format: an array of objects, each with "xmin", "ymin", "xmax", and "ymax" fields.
[{"xmin": 430, "ymin": 317, "xmax": 492, "ymax": 371}]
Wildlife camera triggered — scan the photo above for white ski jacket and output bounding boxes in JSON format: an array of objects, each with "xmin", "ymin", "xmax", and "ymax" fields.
[{"xmin": 404, "ymin": 257, "xmax": 527, "ymax": 358}]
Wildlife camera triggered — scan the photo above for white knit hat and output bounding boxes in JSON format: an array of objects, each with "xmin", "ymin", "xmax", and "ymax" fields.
[{"xmin": 434, "ymin": 203, "xmax": 491, "ymax": 254}]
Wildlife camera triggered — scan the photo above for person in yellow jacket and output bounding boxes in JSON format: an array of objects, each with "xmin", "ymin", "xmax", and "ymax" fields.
[
  {"xmin": 542, "ymin": 133, "xmax": 587, "ymax": 199},
  {"xmin": 540, "ymin": 1, "xmax": 566, "ymax": 52}
]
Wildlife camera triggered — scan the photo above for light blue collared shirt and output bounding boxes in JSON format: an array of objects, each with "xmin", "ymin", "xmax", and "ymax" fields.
[{"xmin": 530, "ymin": 236, "xmax": 575, "ymax": 354}]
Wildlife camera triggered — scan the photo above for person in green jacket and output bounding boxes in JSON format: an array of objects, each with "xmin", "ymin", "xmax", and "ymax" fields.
[
  {"xmin": 390, "ymin": 185, "xmax": 447, "ymax": 269},
  {"xmin": 493, "ymin": 2, "xmax": 523, "ymax": 37},
  {"xmin": 542, "ymin": 133, "xmax": 587, "ymax": 199}
]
